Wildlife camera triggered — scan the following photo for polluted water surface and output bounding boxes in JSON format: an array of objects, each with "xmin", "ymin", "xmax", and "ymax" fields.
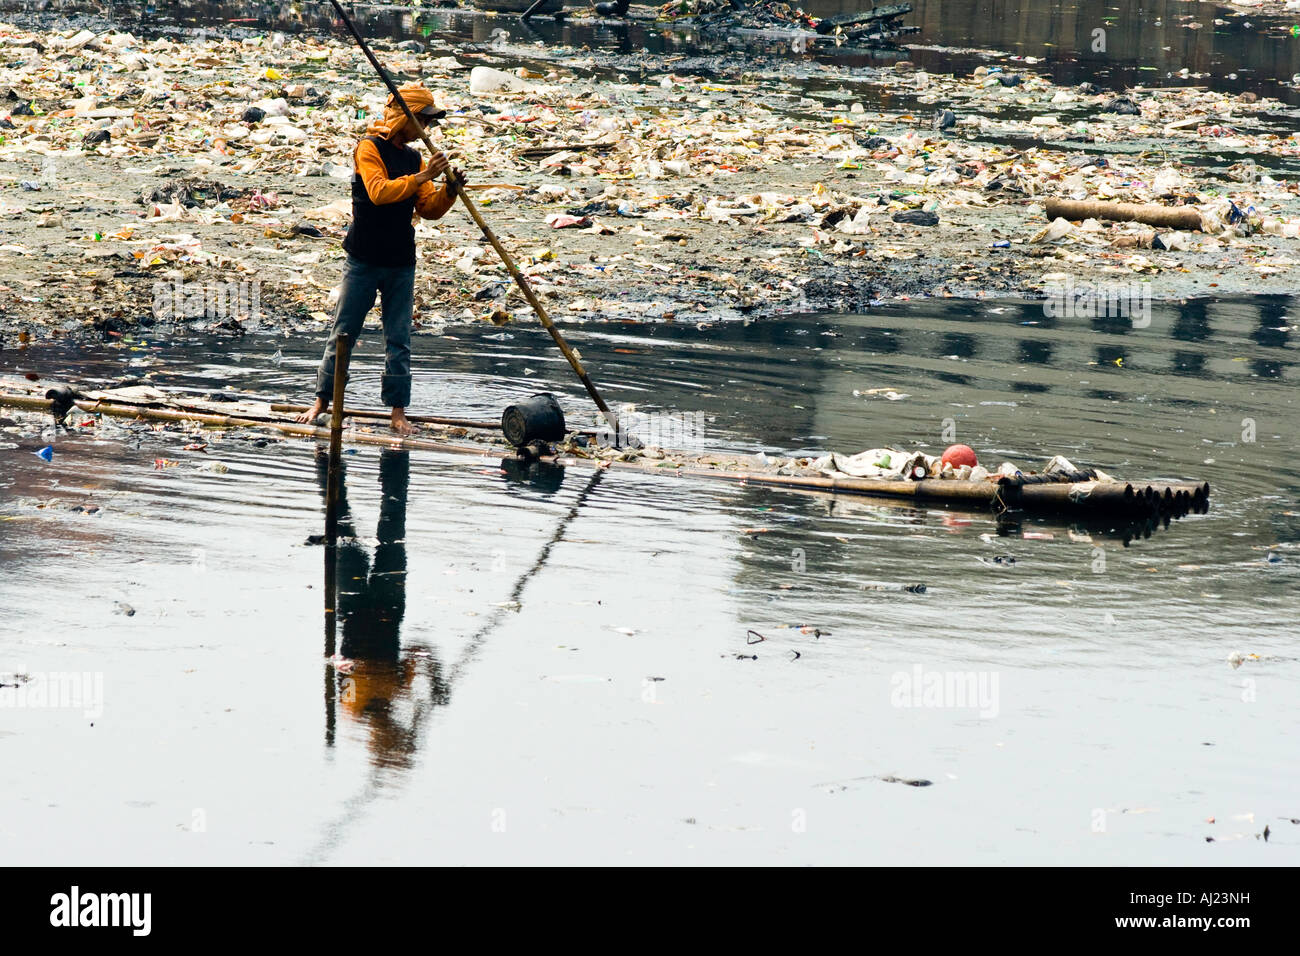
[{"xmin": 0, "ymin": 297, "xmax": 1295, "ymax": 864}]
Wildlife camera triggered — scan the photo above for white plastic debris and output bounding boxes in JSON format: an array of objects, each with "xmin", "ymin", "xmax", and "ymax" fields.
[
  {"xmin": 1032, "ymin": 217, "xmax": 1076, "ymax": 242},
  {"xmin": 469, "ymin": 66, "xmax": 533, "ymax": 94},
  {"xmin": 1150, "ymin": 167, "xmax": 1191, "ymax": 198}
]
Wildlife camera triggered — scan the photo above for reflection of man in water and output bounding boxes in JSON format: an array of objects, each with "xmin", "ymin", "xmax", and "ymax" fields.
[
  {"xmin": 330, "ymin": 449, "xmax": 408, "ymax": 661},
  {"xmin": 317, "ymin": 448, "xmax": 447, "ymax": 768}
]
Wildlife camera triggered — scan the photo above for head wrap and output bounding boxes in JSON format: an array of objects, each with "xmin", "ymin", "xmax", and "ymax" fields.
[{"xmin": 364, "ymin": 84, "xmax": 438, "ymax": 140}]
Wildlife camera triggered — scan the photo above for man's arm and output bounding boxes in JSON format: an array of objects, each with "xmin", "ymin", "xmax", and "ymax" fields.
[
  {"xmin": 354, "ymin": 139, "xmax": 423, "ymax": 205},
  {"xmin": 415, "ymin": 163, "xmax": 457, "ymax": 221}
]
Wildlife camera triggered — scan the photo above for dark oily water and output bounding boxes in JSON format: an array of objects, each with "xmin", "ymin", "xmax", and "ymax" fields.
[
  {"xmin": 8, "ymin": 0, "xmax": 1300, "ymax": 104},
  {"xmin": 0, "ymin": 298, "xmax": 1296, "ymax": 864}
]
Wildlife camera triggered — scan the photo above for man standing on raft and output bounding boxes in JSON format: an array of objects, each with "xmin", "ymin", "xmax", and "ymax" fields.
[{"xmin": 299, "ymin": 84, "xmax": 466, "ymax": 436}]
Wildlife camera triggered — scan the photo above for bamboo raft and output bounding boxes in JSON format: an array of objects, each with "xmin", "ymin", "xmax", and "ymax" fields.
[{"xmin": 0, "ymin": 378, "xmax": 1210, "ymax": 521}]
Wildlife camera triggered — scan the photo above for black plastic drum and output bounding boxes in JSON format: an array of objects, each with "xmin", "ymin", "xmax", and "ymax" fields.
[{"xmin": 501, "ymin": 393, "xmax": 566, "ymax": 447}]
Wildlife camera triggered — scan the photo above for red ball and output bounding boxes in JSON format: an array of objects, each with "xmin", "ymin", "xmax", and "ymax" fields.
[{"xmin": 941, "ymin": 444, "xmax": 978, "ymax": 468}]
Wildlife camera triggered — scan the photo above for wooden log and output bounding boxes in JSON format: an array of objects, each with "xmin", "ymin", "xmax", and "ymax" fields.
[
  {"xmin": 816, "ymin": 5, "xmax": 913, "ymax": 34},
  {"xmin": 1044, "ymin": 198, "xmax": 1203, "ymax": 231},
  {"xmin": 517, "ymin": 143, "xmax": 612, "ymax": 160},
  {"xmin": 845, "ymin": 24, "xmax": 920, "ymax": 42}
]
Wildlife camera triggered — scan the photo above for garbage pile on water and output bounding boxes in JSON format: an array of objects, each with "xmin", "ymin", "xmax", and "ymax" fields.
[
  {"xmin": 656, "ymin": 0, "xmax": 917, "ymax": 43},
  {"xmin": 553, "ymin": 431, "xmax": 1210, "ymax": 521},
  {"xmin": 2, "ymin": 19, "xmax": 1299, "ymax": 343},
  {"xmin": 657, "ymin": 0, "xmax": 817, "ymax": 29},
  {"xmin": 807, "ymin": 449, "xmax": 1110, "ymax": 483},
  {"xmin": 560, "ymin": 429, "xmax": 1094, "ymax": 484}
]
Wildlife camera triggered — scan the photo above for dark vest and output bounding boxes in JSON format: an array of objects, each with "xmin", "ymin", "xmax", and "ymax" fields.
[{"xmin": 343, "ymin": 135, "xmax": 420, "ymax": 267}]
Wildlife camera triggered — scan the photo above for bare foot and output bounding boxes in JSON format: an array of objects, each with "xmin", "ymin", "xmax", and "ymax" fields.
[
  {"xmin": 296, "ymin": 397, "xmax": 328, "ymax": 424},
  {"xmin": 390, "ymin": 408, "xmax": 416, "ymax": 437}
]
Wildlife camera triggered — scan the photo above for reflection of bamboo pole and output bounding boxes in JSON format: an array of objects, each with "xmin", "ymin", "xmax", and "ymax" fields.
[
  {"xmin": 303, "ymin": 463, "xmax": 605, "ymax": 863},
  {"xmin": 322, "ymin": 335, "xmax": 352, "ymax": 743},
  {"xmin": 325, "ymin": 336, "xmax": 352, "ymax": 542},
  {"xmin": 324, "ymin": 539, "xmax": 338, "ymax": 748}
]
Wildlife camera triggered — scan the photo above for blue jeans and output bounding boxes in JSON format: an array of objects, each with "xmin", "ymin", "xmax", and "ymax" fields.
[{"xmin": 314, "ymin": 254, "xmax": 415, "ymax": 408}]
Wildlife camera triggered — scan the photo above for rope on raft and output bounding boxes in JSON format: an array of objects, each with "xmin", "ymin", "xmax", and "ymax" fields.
[
  {"xmin": 998, "ymin": 468, "xmax": 1100, "ymax": 487},
  {"xmin": 992, "ymin": 468, "xmax": 1098, "ymax": 513}
]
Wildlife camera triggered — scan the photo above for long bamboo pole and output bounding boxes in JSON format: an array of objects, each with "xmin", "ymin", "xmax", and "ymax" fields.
[
  {"xmin": 0, "ymin": 378, "xmax": 494, "ymax": 432},
  {"xmin": 327, "ymin": 0, "xmax": 622, "ymax": 444},
  {"xmin": 271, "ymin": 402, "xmax": 600, "ymax": 436},
  {"xmin": 0, "ymin": 392, "xmax": 508, "ymax": 455},
  {"xmin": 272, "ymin": 403, "xmax": 498, "ymax": 430},
  {"xmin": 10, "ymin": 384, "xmax": 583, "ymax": 436}
]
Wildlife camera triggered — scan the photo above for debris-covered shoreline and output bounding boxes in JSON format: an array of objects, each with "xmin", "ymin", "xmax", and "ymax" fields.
[{"xmin": 2, "ymin": 15, "xmax": 1300, "ymax": 347}]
